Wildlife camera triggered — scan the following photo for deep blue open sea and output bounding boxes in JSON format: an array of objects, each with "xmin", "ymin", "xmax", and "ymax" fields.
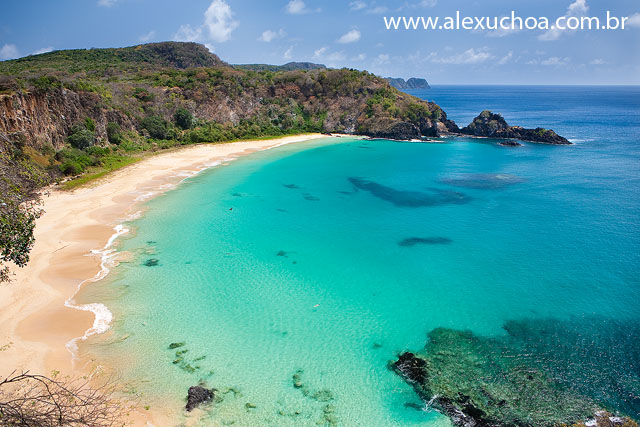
[{"xmin": 79, "ymin": 86, "xmax": 640, "ymax": 426}]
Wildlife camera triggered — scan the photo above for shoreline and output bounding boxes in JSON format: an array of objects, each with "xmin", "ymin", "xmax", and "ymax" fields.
[{"xmin": 0, "ymin": 134, "xmax": 327, "ymax": 419}]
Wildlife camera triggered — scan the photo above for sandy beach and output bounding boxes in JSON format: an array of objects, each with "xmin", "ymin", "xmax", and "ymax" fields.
[{"xmin": 0, "ymin": 134, "xmax": 325, "ymax": 399}]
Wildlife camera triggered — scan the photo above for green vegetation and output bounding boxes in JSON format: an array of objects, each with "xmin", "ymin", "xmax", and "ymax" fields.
[
  {"xmin": 174, "ymin": 108, "xmax": 194, "ymax": 130},
  {"xmin": 0, "ymin": 41, "xmax": 450, "ymax": 283}
]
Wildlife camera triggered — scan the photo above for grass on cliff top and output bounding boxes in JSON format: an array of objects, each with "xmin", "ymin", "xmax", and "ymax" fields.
[{"xmin": 60, "ymin": 133, "xmax": 319, "ymax": 191}]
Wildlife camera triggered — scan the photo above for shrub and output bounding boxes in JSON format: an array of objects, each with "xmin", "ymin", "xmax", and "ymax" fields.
[
  {"xmin": 133, "ymin": 87, "xmax": 154, "ymax": 102},
  {"xmin": 67, "ymin": 128, "xmax": 95, "ymax": 149},
  {"xmin": 30, "ymin": 75, "xmax": 61, "ymax": 91},
  {"xmin": 174, "ymin": 108, "xmax": 194, "ymax": 130},
  {"xmin": 84, "ymin": 117, "xmax": 96, "ymax": 131},
  {"xmin": 140, "ymin": 115, "xmax": 169, "ymax": 140},
  {"xmin": 106, "ymin": 122, "xmax": 123, "ymax": 144}
]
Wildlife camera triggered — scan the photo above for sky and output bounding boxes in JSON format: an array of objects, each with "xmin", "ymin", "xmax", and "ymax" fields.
[{"xmin": 1, "ymin": 0, "xmax": 639, "ymax": 84}]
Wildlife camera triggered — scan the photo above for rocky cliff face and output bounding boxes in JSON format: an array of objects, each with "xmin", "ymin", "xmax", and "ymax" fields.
[
  {"xmin": 460, "ymin": 110, "xmax": 570, "ymax": 144},
  {"xmin": 0, "ymin": 67, "xmax": 456, "ymax": 150},
  {"xmin": 0, "ymin": 90, "xmax": 135, "ymax": 150}
]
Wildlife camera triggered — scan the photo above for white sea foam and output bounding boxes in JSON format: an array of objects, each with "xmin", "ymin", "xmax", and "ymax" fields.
[
  {"xmin": 65, "ymin": 224, "xmax": 128, "ymax": 360},
  {"xmin": 64, "ymin": 139, "xmax": 304, "ymax": 361}
]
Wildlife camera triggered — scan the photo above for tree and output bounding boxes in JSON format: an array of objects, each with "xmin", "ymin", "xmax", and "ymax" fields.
[
  {"xmin": 0, "ymin": 198, "xmax": 41, "ymax": 283},
  {"xmin": 0, "ymin": 371, "xmax": 127, "ymax": 426},
  {"xmin": 140, "ymin": 116, "xmax": 169, "ymax": 140},
  {"xmin": 174, "ymin": 108, "xmax": 194, "ymax": 130}
]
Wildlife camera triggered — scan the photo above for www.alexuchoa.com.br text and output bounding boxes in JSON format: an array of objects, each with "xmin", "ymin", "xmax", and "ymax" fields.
[{"xmin": 384, "ymin": 11, "xmax": 630, "ymax": 31}]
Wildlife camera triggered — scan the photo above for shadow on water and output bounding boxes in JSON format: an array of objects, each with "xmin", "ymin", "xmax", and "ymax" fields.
[
  {"xmin": 440, "ymin": 173, "xmax": 525, "ymax": 189},
  {"xmin": 398, "ymin": 237, "xmax": 452, "ymax": 247},
  {"xmin": 348, "ymin": 177, "xmax": 471, "ymax": 207}
]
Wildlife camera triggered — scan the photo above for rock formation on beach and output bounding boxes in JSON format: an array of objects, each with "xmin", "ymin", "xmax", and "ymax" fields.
[{"xmin": 460, "ymin": 110, "xmax": 571, "ymax": 144}]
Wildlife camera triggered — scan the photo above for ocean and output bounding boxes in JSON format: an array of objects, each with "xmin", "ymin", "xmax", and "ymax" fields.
[{"xmin": 78, "ymin": 86, "xmax": 640, "ymax": 426}]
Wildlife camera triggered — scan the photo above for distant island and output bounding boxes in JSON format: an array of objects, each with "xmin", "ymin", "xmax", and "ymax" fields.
[
  {"xmin": 234, "ymin": 61, "xmax": 327, "ymax": 72},
  {"xmin": 385, "ymin": 77, "xmax": 431, "ymax": 90}
]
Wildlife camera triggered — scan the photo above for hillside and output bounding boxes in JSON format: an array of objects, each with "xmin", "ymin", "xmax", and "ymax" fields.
[
  {"xmin": 0, "ymin": 42, "xmax": 226, "ymax": 75},
  {"xmin": 0, "ymin": 42, "xmax": 459, "ymax": 196}
]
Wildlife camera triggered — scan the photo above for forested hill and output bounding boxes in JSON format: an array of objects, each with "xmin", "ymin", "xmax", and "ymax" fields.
[{"xmin": 0, "ymin": 42, "xmax": 457, "ymax": 191}]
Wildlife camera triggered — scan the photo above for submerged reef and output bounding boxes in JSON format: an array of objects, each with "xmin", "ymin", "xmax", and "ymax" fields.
[
  {"xmin": 348, "ymin": 177, "xmax": 471, "ymax": 207},
  {"xmin": 398, "ymin": 237, "xmax": 452, "ymax": 247},
  {"xmin": 440, "ymin": 173, "xmax": 525, "ymax": 189},
  {"xmin": 393, "ymin": 319, "xmax": 640, "ymax": 426}
]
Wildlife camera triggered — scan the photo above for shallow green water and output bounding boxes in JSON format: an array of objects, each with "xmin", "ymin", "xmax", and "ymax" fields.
[{"xmin": 79, "ymin": 88, "xmax": 640, "ymax": 426}]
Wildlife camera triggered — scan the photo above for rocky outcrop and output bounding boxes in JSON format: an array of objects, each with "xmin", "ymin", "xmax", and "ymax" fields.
[
  {"xmin": 460, "ymin": 110, "xmax": 570, "ymax": 144},
  {"xmin": 185, "ymin": 385, "xmax": 214, "ymax": 412},
  {"xmin": 386, "ymin": 77, "xmax": 431, "ymax": 90},
  {"xmin": 392, "ymin": 326, "xmax": 639, "ymax": 427}
]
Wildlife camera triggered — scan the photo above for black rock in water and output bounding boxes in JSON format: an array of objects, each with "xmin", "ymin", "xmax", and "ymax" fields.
[
  {"xmin": 185, "ymin": 386, "xmax": 214, "ymax": 411},
  {"xmin": 393, "ymin": 352, "xmax": 427, "ymax": 384},
  {"xmin": 461, "ymin": 110, "xmax": 570, "ymax": 144},
  {"xmin": 498, "ymin": 139, "xmax": 522, "ymax": 147}
]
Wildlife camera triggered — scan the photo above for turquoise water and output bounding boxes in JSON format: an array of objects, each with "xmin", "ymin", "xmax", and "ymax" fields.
[{"xmin": 79, "ymin": 87, "xmax": 640, "ymax": 425}]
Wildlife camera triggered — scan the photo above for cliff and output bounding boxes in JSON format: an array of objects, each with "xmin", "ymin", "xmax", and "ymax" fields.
[{"xmin": 460, "ymin": 110, "xmax": 570, "ymax": 144}]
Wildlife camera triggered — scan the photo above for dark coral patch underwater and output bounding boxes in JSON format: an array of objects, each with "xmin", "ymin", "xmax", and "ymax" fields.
[
  {"xmin": 398, "ymin": 237, "xmax": 452, "ymax": 247},
  {"xmin": 348, "ymin": 177, "xmax": 471, "ymax": 207}
]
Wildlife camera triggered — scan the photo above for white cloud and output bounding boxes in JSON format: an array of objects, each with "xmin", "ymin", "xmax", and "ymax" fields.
[
  {"xmin": 417, "ymin": 0, "xmax": 437, "ymax": 7},
  {"xmin": 539, "ymin": 0, "xmax": 588, "ymax": 41},
  {"xmin": 204, "ymin": 0, "xmax": 238, "ymax": 42},
  {"xmin": 174, "ymin": 0, "xmax": 238, "ymax": 48},
  {"xmin": 175, "ymin": 24, "xmax": 203, "ymax": 43},
  {"xmin": 589, "ymin": 58, "xmax": 605, "ymax": 65},
  {"xmin": 432, "ymin": 48, "xmax": 493, "ymax": 64},
  {"xmin": 313, "ymin": 47, "xmax": 328, "ymax": 59},
  {"xmin": 284, "ymin": 46, "xmax": 294, "ymax": 60},
  {"xmin": 97, "ymin": 0, "xmax": 117, "ymax": 6},
  {"xmin": 567, "ymin": 0, "xmax": 588, "ymax": 15},
  {"xmin": 367, "ymin": 6, "xmax": 388, "ymax": 14},
  {"xmin": 32, "ymin": 46, "xmax": 53, "ymax": 55},
  {"xmin": 374, "ymin": 53, "xmax": 390, "ymax": 64},
  {"xmin": 498, "ymin": 51, "xmax": 513, "ymax": 65},
  {"xmin": 312, "ymin": 47, "xmax": 346, "ymax": 65},
  {"xmin": 259, "ymin": 29, "xmax": 286, "ymax": 42},
  {"xmin": 32, "ymin": 46, "xmax": 52, "ymax": 55},
  {"xmin": 286, "ymin": 0, "xmax": 308, "ymax": 14},
  {"xmin": 541, "ymin": 56, "xmax": 570, "ymax": 66},
  {"xmin": 352, "ymin": 53, "xmax": 366, "ymax": 61},
  {"xmin": 0, "ymin": 44, "xmax": 19, "ymax": 60},
  {"xmin": 627, "ymin": 13, "xmax": 640, "ymax": 28},
  {"xmin": 349, "ymin": 1, "xmax": 366, "ymax": 10},
  {"xmin": 337, "ymin": 29, "xmax": 361, "ymax": 44},
  {"xmin": 139, "ymin": 31, "xmax": 156, "ymax": 42}
]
